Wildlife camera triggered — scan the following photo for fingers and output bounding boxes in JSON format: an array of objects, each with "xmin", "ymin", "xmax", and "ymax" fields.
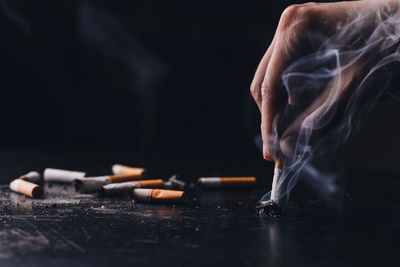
[
  {"xmin": 250, "ymin": 40, "xmax": 276, "ymax": 111},
  {"xmin": 261, "ymin": 36, "xmax": 294, "ymax": 160}
]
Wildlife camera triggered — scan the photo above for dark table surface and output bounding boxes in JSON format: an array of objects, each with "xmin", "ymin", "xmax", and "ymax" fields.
[{"xmin": 0, "ymin": 149, "xmax": 399, "ymax": 267}]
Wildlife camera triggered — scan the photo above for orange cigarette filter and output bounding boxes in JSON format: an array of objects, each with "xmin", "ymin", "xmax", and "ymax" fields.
[
  {"xmin": 112, "ymin": 164, "xmax": 146, "ymax": 177},
  {"xmin": 108, "ymin": 173, "xmax": 145, "ymax": 183},
  {"xmin": 133, "ymin": 188, "xmax": 185, "ymax": 203},
  {"xmin": 197, "ymin": 177, "xmax": 256, "ymax": 188},
  {"xmin": 137, "ymin": 179, "xmax": 164, "ymax": 188},
  {"xmin": 274, "ymin": 159, "xmax": 283, "ymax": 169},
  {"xmin": 9, "ymin": 179, "xmax": 43, "ymax": 198}
]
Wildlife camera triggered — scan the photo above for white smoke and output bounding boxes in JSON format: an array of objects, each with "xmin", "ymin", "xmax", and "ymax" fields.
[{"xmin": 261, "ymin": 1, "xmax": 400, "ymax": 204}]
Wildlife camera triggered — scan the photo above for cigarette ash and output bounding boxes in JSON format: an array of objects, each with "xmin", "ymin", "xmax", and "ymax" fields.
[
  {"xmin": 256, "ymin": 201, "xmax": 283, "ymax": 217},
  {"xmin": 259, "ymin": 2, "xmax": 400, "ymax": 212}
]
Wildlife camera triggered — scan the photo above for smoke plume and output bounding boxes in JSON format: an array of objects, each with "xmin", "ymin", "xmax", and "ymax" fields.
[{"xmin": 261, "ymin": 1, "xmax": 400, "ymax": 204}]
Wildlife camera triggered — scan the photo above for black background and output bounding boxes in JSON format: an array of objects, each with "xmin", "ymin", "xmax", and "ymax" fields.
[{"xmin": 0, "ymin": 0, "xmax": 302, "ymax": 158}]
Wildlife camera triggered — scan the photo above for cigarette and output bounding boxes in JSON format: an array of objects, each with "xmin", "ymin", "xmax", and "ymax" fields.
[
  {"xmin": 19, "ymin": 171, "xmax": 41, "ymax": 184},
  {"xmin": 74, "ymin": 174, "xmax": 147, "ymax": 192},
  {"xmin": 9, "ymin": 179, "xmax": 43, "ymax": 198},
  {"xmin": 112, "ymin": 164, "xmax": 146, "ymax": 177},
  {"xmin": 44, "ymin": 168, "xmax": 86, "ymax": 183},
  {"xmin": 256, "ymin": 158, "xmax": 284, "ymax": 216},
  {"xmin": 99, "ymin": 179, "xmax": 164, "ymax": 197},
  {"xmin": 270, "ymin": 159, "xmax": 283, "ymax": 204},
  {"xmin": 133, "ymin": 189, "xmax": 185, "ymax": 203},
  {"xmin": 197, "ymin": 177, "xmax": 256, "ymax": 188}
]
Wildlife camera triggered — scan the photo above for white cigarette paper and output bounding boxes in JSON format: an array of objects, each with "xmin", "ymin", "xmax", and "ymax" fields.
[
  {"xmin": 44, "ymin": 168, "xmax": 86, "ymax": 183},
  {"xmin": 100, "ymin": 179, "xmax": 164, "ymax": 197},
  {"xmin": 19, "ymin": 171, "xmax": 41, "ymax": 183},
  {"xmin": 75, "ymin": 173, "xmax": 150, "ymax": 193},
  {"xmin": 270, "ymin": 159, "xmax": 283, "ymax": 204}
]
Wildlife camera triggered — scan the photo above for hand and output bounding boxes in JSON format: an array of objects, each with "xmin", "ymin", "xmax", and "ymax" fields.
[{"xmin": 250, "ymin": 0, "xmax": 398, "ymax": 161}]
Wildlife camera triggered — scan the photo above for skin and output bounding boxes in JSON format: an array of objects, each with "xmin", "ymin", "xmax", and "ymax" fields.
[{"xmin": 250, "ymin": 0, "xmax": 398, "ymax": 161}]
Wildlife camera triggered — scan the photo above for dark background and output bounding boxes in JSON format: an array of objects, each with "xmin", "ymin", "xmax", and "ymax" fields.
[
  {"xmin": 1, "ymin": 0, "xmax": 399, "ymax": 176},
  {"xmin": 1, "ymin": 3, "xmax": 400, "ymax": 265},
  {"xmin": 0, "ymin": 0, "xmax": 302, "ymax": 158}
]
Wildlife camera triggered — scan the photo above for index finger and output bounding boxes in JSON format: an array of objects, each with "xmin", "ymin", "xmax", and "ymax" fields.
[{"xmin": 261, "ymin": 37, "xmax": 294, "ymax": 160}]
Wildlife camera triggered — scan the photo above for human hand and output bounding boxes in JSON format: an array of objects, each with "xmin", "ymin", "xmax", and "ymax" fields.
[{"xmin": 250, "ymin": 0, "xmax": 399, "ymax": 161}]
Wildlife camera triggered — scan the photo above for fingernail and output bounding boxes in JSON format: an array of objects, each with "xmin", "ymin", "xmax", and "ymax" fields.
[
  {"xmin": 263, "ymin": 146, "xmax": 271, "ymax": 161},
  {"xmin": 264, "ymin": 154, "xmax": 271, "ymax": 161}
]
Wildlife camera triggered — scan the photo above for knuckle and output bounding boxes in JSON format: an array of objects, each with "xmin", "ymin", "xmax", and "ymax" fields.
[
  {"xmin": 279, "ymin": 3, "xmax": 316, "ymax": 29},
  {"xmin": 261, "ymin": 82, "xmax": 273, "ymax": 102}
]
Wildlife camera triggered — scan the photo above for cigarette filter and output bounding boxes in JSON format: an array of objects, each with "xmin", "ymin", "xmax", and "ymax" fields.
[
  {"xmin": 112, "ymin": 164, "xmax": 146, "ymax": 177},
  {"xmin": 44, "ymin": 168, "xmax": 86, "ymax": 183},
  {"xmin": 19, "ymin": 171, "xmax": 41, "ymax": 183},
  {"xmin": 108, "ymin": 173, "xmax": 145, "ymax": 183},
  {"xmin": 75, "ymin": 174, "xmax": 148, "ymax": 192},
  {"xmin": 9, "ymin": 179, "xmax": 43, "ymax": 198},
  {"xmin": 197, "ymin": 177, "xmax": 256, "ymax": 188},
  {"xmin": 133, "ymin": 189, "xmax": 185, "ymax": 203},
  {"xmin": 100, "ymin": 179, "xmax": 164, "ymax": 197}
]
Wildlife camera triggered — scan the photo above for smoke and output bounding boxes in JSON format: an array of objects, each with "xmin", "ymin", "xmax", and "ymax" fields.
[
  {"xmin": 261, "ymin": 2, "xmax": 400, "ymax": 204},
  {"xmin": 1, "ymin": 0, "xmax": 31, "ymax": 36}
]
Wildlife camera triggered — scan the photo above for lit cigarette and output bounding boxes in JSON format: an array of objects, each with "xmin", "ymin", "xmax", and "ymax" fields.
[
  {"xmin": 197, "ymin": 177, "xmax": 256, "ymax": 188},
  {"xmin": 19, "ymin": 171, "xmax": 41, "ymax": 184},
  {"xmin": 44, "ymin": 168, "xmax": 86, "ymax": 183},
  {"xmin": 74, "ymin": 173, "xmax": 146, "ymax": 192},
  {"xmin": 112, "ymin": 164, "xmax": 146, "ymax": 178},
  {"xmin": 133, "ymin": 189, "xmax": 185, "ymax": 203},
  {"xmin": 256, "ymin": 159, "xmax": 284, "ymax": 216},
  {"xmin": 270, "ymin": 159, "xmax": 283, "ymax": 204},
  {"xmin": 100, "ymin": 179, "xmax": 164, "ymax": 197},
  {"xmin": 9, "ymin": 179, "xmax": 43, "ymax": 198}
]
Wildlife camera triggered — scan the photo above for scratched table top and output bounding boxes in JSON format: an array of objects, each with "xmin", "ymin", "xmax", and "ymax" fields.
[{"xmin": 0, "ymin": 149, "xmax": 399, "ymax": 267}]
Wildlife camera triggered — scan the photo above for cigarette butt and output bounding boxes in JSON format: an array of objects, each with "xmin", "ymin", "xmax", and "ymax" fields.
[
  {"xmin": 75, "ymin": 174, "xmax": 150, "ymax": 193},
  {"xmin": 133, "ymin": 189, "xmax": 185, "ymax": 203},
  {"xmin": 44, "ymin": 168, "xmax": 86, "ymax": 183},
  {"xmin": 108, "ymin": 173, "xmax": 145, "ymax": 183},
  {"xmin": 197, "ymin": 177, "xmax": 257, "ymax": 188},
  {"xmin": 9, "ymin": 179, "xmax": 43, "ymax": 198},
  {"xmin": 19, "ymin": 171, "xmax": 41, "ymax": 184},
  {"xmin": 112, "ymin": 164, "xmax": 146, "ymax": 177},
  {"xmin": 100, "ymin": 179, "xmax": 164, "ymax": 197},
  {"xmin": 74, "ymin": 176, "xmax": 111, "ymax": 192}
]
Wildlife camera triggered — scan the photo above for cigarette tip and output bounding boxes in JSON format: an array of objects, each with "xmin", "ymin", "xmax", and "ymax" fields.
[
  {"xmin": 73, "ymin": 179, "xmax": 84, "ymax": 192},
  {"xmin": 256, "ymin": 200, "xmax": 282, "ymax": 217},
  {"xmin": 111, "ymin": 164, "xmax": 122, "ymax": 174},
  {"xmin": 97, "ymin": 187, "xmax": 106, "ymax": 197},
  {"xmin": 32, "ymin": 186, "xmax": 44, "ymax": 199}
]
